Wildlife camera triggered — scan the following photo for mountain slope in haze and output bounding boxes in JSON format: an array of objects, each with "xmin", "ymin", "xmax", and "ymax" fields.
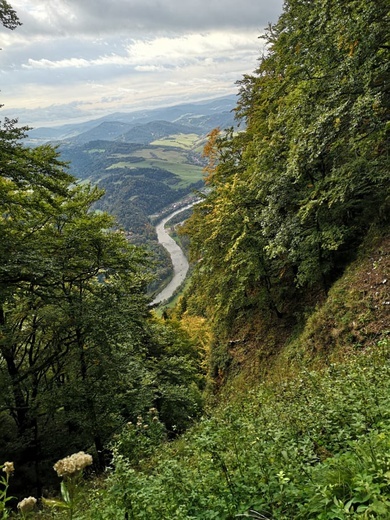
[
  {"xmin": 26, "ymin": 95, "xmax": 237, "ymax": 145},
  {"xmin": 117, "ymin": 120, "xmax": 203, "ymax": 145},
  {"xmin": 63, "ymin": 120, "xmax": 204, "ymax": 146},
  {"xmin": 67, "ymin": 121, "xmax": 134, "ymax": 144}
]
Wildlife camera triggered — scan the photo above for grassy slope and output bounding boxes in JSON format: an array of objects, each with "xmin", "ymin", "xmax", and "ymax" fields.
[
  {"xmin": 106, "ymin": 134, "xmax": 205, "ymax": 189},
  {"xmin": 150, "ymin": 133, "xmax": 205, "ymax": 151},
  {"xmin": 212, "ymin": 226, "xmax": 389, "ymax": 393},
  {"xmin": 283, "ymin": 232, "xmax": 389, "ymax": 364}
]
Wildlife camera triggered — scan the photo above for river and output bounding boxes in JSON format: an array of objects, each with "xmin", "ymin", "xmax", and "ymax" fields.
[{"xmin": 151, "ymin": 204, "xmax": 195, "ymax": 306}]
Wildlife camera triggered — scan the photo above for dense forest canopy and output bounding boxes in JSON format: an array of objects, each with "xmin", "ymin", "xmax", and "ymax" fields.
[{"xmin": 183, "ymin": 0, "xmax": 389, "ymax": 333}]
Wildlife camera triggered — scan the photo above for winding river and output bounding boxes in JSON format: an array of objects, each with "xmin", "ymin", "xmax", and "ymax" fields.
[{"xmin": 151, "ymin": 204, "xmax": 195, "ymax": 306}]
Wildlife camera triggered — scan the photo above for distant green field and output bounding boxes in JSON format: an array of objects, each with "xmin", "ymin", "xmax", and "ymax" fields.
[
  {"xmin": 106, "ymin": 162, "xmax": 133, "ymax": 169},
  {"xmin": 106, "ymin": 145, "xmax": 204, "ymax": 187},
  {"xmin": 151, "ymin": 133, "xmax": 205, "ymax": 150},
  {"xmin": 138, "ymin": 148, "xmax": 182, "ymax": 161}
]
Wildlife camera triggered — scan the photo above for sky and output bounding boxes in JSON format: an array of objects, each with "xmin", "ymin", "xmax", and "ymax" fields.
[{"xmin": 0, "ymin": 0, "xmax": 284, "ymax": 128}]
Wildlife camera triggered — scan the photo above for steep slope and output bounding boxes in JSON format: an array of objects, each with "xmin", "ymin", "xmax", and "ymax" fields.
[
  {"xmin": 180, "ymin": 0, "xmax": 389, "ymax": 387},
  {"xmin": 43, "ymin": 231, "xmax": 390, "ymax": 519},
  {"xmin": 284, "ymin": 228, "xmax": 389, "ymax": 366},
  {"xmin": 205, "ymin": 225, "xmax": 389, "ymax": 388},
  {"xmin": 65, "ymin": 121, "xmax": 134, "ymax": 144}
]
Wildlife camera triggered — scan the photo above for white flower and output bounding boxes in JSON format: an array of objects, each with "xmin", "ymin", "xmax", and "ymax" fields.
[
  {"xmin": 17, "ymin": 496, "xmax": 37, "ymax": 513},
  {"xmin": 2, "ymin": 461, "xmax": 14, "ymax": 476},
  {"xmin": 54, "ymin": 451, "xmax": 93, "ymax": 477}
]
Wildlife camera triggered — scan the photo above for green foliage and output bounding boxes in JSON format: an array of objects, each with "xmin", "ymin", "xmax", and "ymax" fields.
[
  {"xmin": 112, "ymin": 409, "xmax": 167, "ymax": 467},
  {"xmin": 145, "ymin": 319, "xmax": 205, "ymax": 434},
  {"xmin": 0, "ymin": 115, "xmax": 204, "ymax": 498},
  {"xmin": 184, "ymin": 0, "xmax": 389, "ymax": 333},
  {"xmin": 0, "ymin": 0, "xmax": 21, "ymax": 30},
  {"xmin": 0, "ymin": 462, "xmax": 15, "ymax": 519},
  {"xmin": 61, "ymin": 341, "xmax": 390, "ymax": 519},
  {"xmin": 302, "ymin": 431, "xmax": 390, "ymax": 518},
  {"xmin": 0, "ymin": 113, "xmax": 147, "ymax": 486}
]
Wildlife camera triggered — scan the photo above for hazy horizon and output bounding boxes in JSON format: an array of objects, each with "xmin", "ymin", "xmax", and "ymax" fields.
[{"xmin": 0, "ymin": 0, "xmax": 283, "ymax": 128}]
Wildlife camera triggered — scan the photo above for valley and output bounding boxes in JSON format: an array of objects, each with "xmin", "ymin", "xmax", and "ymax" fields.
[
  {"xmin": 39, "ymin": 95, "xmax": 239, "ymax": 298},
  {"xmin": 1, "ymin": 0, "xmax": 389, "ymax": 517}
]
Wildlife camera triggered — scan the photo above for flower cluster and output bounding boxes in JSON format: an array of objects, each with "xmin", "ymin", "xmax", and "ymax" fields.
[
  {"xmin": 17, "ymin": 496, "xmax": 37, "ymax": 514},
  {"xmin": 53, "ymin": 451, "xmax": 93, "ymax": 478},
  {"xmin": 149, "ymin": 407, "xmax": 159, "ymax": 422},
  {"xmin": 133, "ymin": 409, "xmax": 159, "ymax": 430},
  {"xmin": 2, "ymin": 461, "xmax": 14, "ymax": 476}
]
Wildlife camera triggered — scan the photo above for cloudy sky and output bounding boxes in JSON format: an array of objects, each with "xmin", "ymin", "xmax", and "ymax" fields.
[{"xmin": 0, "ymin": 0, "xmax": 284, "ymax": 128}]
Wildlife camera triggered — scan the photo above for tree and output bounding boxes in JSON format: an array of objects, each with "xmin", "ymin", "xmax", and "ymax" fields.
[
  {"xmin": 183, "ymin": 0, "xmax": 389, "ymax": 348},
  {"xmin": 0, "ymin": 3, "xmax": 205, "ymax": 498},
  {"xmin": 0, "ymin": 117, "xmax": 152, "ymax": 486},
  {"xmin": 251, "ymin": 0, "xmax": 390, "ymax": 289},
  {"xmin": 0, "ymin": 120, "xmax": 204, "ymax": 496},
  {"xmin": 0, "ymin": 0, "xmax": 21, "ymax": 30}
]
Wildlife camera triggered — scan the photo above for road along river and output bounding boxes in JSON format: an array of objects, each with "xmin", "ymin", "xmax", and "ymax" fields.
[{"xmin": 151, "ymin": 204, "xmax": 195, "ymax": 306}]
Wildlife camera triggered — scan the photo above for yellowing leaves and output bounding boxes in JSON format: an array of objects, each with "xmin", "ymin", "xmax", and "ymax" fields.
[
  {"xmin": 349, "ymin": 40, "xmax": 359, "ymax": 57},
  {"xmin": 202, "ymin": 127, "xmax": 221, "ymax": 184}
]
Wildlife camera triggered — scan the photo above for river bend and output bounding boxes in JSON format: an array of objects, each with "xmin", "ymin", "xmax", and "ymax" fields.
[{"xmin": 151, "ymin": 204, "xmax": 194, "ymax": 305}]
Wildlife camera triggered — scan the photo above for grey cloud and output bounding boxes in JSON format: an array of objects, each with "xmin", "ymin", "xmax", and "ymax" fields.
[
  {"xmin": 2, "ymin": 0, "xmax": 284, "ymax": 127},
  {"xmin": 0, "ymin": 100, "xmax": 94, "ymax": 124},
  {"xmin": 13, "ymin": 0, "xmax": 283, "ymax": 37},
  {"xmin": 2, "ymin": 35, "xmax": 129, "ymax": 72}
]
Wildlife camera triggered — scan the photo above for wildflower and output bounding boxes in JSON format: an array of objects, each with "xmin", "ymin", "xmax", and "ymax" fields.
[
  {"xmin": 53, "ymin": 457, "xmax": 76, "ymax": 477},
  {"xmin": 53, "ymin": 451, "xmax": 93, "ymax": 477},
  {"xmin": 17, "ymin": 496, "xmax": 37, "ymax": 514},
  {"xmin": 2, "ymin": 461, "xmax": 14, "ymax": 476}
]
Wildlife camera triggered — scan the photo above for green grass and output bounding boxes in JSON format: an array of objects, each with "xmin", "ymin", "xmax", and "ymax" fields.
[
  {"xmin": 107, "ymin": 145, "xmax": 204, "ymax": 187},
  {"xmin": 151, "ymin": 133, "xmax": 205, "ymax": 150},
  {"xmin": 131, "ymin": 147, "xmax": 187, "ymax": 162},
  {"xmin": 42, "ymin": 339, "xmax": 390, "ymax": 520},
  {"xmin": 106, "ymin": 162, "xmax": 134, "ymax": 169}
]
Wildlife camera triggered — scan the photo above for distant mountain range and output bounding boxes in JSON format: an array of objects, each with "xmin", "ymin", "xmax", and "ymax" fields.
[
  {"xmin": 70, "ymin": 120, "xmax": 201, "ymax": 146},
  {"xmin": 26, "ymin": 95, "xmax": 239, "ymax": 146}
]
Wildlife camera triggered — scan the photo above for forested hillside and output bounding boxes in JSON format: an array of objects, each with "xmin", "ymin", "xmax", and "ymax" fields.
[
  {"xmin": 181, "ymin": 0, "xmax": 389, "ymax": 376},
  {"xmin": 0, "ymin": 0, "xmax": 389, "ymax": 518}
]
